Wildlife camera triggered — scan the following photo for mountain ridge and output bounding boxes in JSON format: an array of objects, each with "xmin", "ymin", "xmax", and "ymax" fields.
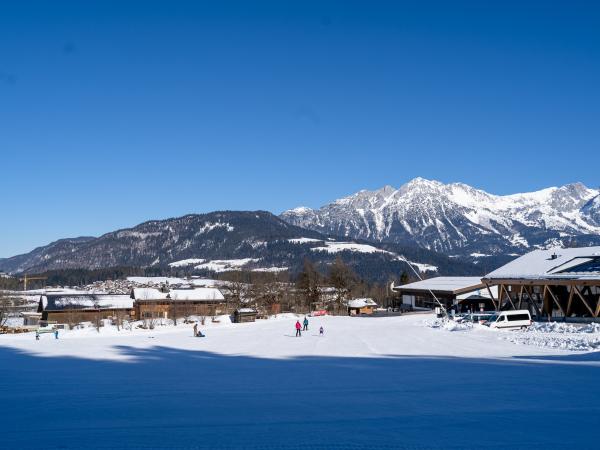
[
  {"xmin": 0, "ymin": 210, "xmax": 475, "ymax": 281},
  {"xmin": 280, "ymin": 178, "xmax": 600, "ymax": 258}
]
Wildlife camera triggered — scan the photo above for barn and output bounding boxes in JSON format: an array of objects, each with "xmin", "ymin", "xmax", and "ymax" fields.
[{"xmin": 38, "ymin": 293, "xmax": 135, "ymax": 325}]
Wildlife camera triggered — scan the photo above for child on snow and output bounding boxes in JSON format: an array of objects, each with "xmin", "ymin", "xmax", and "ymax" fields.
[
  {"xmin": 295, "ymin": 320, "xmax": 302, "ymax": 337},
  {"xmin": 303, "ymin": 316, "xmax": 309, "ymax": 331},
  {"xmin": 319, "ymin": 326, "xmax": 324, "ymax": 336}
]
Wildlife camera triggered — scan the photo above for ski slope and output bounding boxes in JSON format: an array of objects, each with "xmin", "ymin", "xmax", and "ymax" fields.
[{"xmin": 1, "ymin": 314, "xmax": 599, "ymax": 449}]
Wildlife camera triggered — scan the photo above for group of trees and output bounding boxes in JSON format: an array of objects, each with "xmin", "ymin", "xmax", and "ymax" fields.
[{"xmin": 218, "ymin": 257, "xmax": 403, "ymax": 315}]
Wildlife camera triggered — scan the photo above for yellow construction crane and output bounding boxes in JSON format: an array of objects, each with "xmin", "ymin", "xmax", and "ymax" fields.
[{"xmin": 19, "ymin": 275, "xmax": 48, "ymax": 291}]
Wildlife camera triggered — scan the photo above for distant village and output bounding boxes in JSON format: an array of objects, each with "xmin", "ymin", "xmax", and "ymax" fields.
[{"xmin": 2, "ymin": 246, "xmax": 600, "ymax": 333}]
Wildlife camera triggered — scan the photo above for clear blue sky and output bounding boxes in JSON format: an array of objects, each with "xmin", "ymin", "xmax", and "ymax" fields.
[{"xmin": 1, "ymin": 1, "xmax": 600, "ymax": 257}]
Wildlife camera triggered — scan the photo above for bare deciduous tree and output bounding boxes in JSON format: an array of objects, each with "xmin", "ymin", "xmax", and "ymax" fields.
[
  {"xmin": 296, "ymin": 259, "xmax": 321, "ymax": 313},
  {"xmin": 328, "ymin": 257, "xmax": 358, "ymax": 314},
  {"xmin": 0, "ymin": 290, "xmax": 10, "ymax": 329}
]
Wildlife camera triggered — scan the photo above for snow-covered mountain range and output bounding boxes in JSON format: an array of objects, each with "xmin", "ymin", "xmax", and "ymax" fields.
[
  {"xmin": 281, "ymin": 178, "xmax": 600, "ymax": 259},
  {"xmin": 0, "ymin": 211, "xmax": 474, "ymax": 280}
]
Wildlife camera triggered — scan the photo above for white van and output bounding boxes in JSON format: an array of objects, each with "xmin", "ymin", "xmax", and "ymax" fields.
[{"xmin": 485, "ymin": 310, "xmax": 532, "ymax": 330}]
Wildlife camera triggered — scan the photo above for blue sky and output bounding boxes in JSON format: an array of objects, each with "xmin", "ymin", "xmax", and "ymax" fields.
[{"xmin": 1, "ymin": 1, "xmax": 599, "ymax": 257}]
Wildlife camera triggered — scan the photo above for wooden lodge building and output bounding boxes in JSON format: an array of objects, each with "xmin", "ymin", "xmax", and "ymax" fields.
[
  {"xmin": 481, "ymin": 247, "xmax": 600, "ymax": 320},
  {"xmin": 36, "ymin": 287, "xmax": 228, "ymax": 326},
  {"xmin": 347, "ymin": 298, "xmax": 378, "ymax": 315},
  {"xmin": 38, "ymin": 293, "xmax": 135, "ymax": 324},
  {"xmin": 132, "ymin": 287, "xmax": 226, "ymax": 319}
]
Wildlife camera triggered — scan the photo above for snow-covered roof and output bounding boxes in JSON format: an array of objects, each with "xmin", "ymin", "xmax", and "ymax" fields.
[
  {"xmin": 41, "ymin": 294, "xmax": 134, "ymax": 311},
  {"xmin": 169, "ymin": 288, "xmax": 225, "ymax": 301},
  {"xmin": 236, "ymin": 308, "xmax": 257, "ymax": 313},
  {"xmin": 132, "ymin": 287, "xmax": 224, "ymax": 301},
  {"xmin": 347, "ymin": 298, "xmax": 378, "ymax": 308},
  {"xmin": 132, "ymin": 288, "xmax": 169, "ymax": 301},
  {"xmin": 483, "ymin": 247, "xmax": 600, "ymax": 280},
  {"xmin": 395, "ymin": 277, "xmax": 486, "ymax": 294}
]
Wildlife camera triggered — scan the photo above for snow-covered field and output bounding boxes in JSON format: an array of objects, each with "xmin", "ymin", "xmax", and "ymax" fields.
[{"xmin": 1, "ymin": 314, "xmax": 599, "ymax": 449}]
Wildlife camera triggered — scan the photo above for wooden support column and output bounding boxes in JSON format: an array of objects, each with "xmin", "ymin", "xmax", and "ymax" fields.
[
  {"xmin": 524, "ymin": 285, "xmax": 542, "ymax": 317},
  {"xmin": 573, "ymin": 285, "xmax": 595, "ymax": 317},
  {"xmin": 517, "ymin": 285, "xmax": 524, "ymax": 309},
  {"xmin": 546, "ymin": 285, "xmax": 565, "ymax": 316},
  {"xmin": 484, "ymin": 283, "xmax": 498, "ymax": 311},
  {"xmin": 566, "ymin": 287, "xmax": 575, "ymax": 317},
  {"xmin": 501, "ymin": 285, "xmax": 517, "ymax": 310}
]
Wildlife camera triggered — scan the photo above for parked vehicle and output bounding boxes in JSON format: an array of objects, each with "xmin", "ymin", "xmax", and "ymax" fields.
[
  {"xmin": 456, "ymin": 312, "xmax": 495, "ymax": 324},
  {"xmin": 484, "ymin": 310, "xmax": 532, "ymax": 330}
]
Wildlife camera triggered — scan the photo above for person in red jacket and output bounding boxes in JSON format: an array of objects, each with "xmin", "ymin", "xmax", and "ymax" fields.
[{"xmin": 295, "ymin": 320, "xmax": 302, "ymax": 337}]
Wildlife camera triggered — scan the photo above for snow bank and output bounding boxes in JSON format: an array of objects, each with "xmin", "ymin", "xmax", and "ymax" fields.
[
  {"xmin": 501, "ymin": 321, "xmax": 600, "ymax": 351},
  {"xmin": 422, "ymin": 318, "xmax": 473, "ymax": 331}
]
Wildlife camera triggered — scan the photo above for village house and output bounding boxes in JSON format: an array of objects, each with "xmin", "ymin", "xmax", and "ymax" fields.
[
  {"xmin": 347, "ymin": 298, "xmax": 378, "ymax": 315},
  {"xmin": 132, "ymin": 287, "xmax": 227, "ymax": 319}
]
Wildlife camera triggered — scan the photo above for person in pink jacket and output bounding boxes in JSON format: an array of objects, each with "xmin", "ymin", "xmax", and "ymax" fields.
[{"xmin": 295, "ymin": 320, "xmax": 302, "ymax": 337}]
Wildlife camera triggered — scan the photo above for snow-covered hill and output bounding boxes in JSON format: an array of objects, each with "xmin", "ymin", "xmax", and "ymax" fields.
[
  {"xmin": 0, "ymin": 211, "xmax": 469, "ymax": 280},
  {"xmin": 281, "ymin": 178, "xmax": 600, "ymax": 257}
]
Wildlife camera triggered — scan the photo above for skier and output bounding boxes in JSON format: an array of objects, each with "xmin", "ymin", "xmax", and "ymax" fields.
[
  {"xmin": 295, "ymin": 320, "xmax": 302, "ymax": 337},
  {"xmin": 193, "ymin": 323, "xmax": 198, "ymax": 337},
  {"xmin": 303, "ymin": 316, "xmax": 309, "ymax": 331},
  {"xmin": 319, "ymin": 326, "xmax": 324, "ymax": 336},
  {"xmin": 54, "ymin": 330, "xmax": 59, "ymax": 340},
  {"xmin": 35, "ymin": 331, "xmax": 40, "ymax": 341}
]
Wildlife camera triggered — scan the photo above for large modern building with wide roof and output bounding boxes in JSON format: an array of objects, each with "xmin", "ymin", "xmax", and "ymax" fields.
[
  {"xmin": 481, "ymin": 246, "xmax": 600, "ymax": 319},
  {"xmin": 393, "ymin": 277, "xmax": 497, "ymax": 311}
]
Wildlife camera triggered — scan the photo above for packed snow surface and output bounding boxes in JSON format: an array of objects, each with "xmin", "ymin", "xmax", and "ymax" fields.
[
  {"xmin": 1, "ymin": 314, "xmax": 599, "ymax": 449},
  {"xmin": 310, "ymin": 241, "xmax": 391, "ymax": 254},
  {"xmin": 194, "ymin": 258, "xmax": 259, "ymax": 272},
  {"xmin": 168, "ymin": 258, "xmax": 206, "ymax": 267}
]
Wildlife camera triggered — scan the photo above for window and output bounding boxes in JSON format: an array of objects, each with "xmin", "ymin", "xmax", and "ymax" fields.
[
  {"xmin": 557, "ymin": 258, "xmax": 600, "ymax": 274},
  {"xmin": 507, "ymin": 314, "xmax": 529, "ymax": 321}
]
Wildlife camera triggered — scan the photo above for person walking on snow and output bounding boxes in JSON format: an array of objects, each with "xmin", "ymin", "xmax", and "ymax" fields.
[
  {"xmin": 295, "ymin": 320, "xmax": 302, "ymax": 337},
  {"xmin": 319, "ymin": 326, "xmax": 324, "ymax": 336},
  {"xmin": 193, "ymin": 323, "xmax": 198, "ymax": 337},
  {"xmin": 54, "ymin": 330, "xmax": 59, "ymax": 339},
  {"xmin": 303, "ymin": 316, "xmax": 309, "ymax": 331}
]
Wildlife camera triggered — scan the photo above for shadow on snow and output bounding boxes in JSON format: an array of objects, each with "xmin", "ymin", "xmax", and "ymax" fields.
[{"xmin": 1, "ymin": 345, "xmax": 599, "ymax": 449}]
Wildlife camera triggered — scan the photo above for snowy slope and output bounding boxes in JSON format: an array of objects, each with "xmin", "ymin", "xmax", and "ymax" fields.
[
  {"xmin": 282, "ymin": 178, "xmax": 600, "ymax": 256},
  {"xmin": 1, "ymin": 314, "xmax": 599, "ymax": 449}
]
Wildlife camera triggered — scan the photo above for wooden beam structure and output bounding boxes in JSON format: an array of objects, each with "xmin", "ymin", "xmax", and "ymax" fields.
[
  {"xmin": 484, "ymin": 283, "xmax": 498, "ymax": 311},
  {"xmin": 566, "ymin": 287, "xmax": 575, "ymax": 317},
  {"xmin": 523, "ymin": 285, "xmax": 542, "ymax": 317},
  {"xmin": 500, "ymin": 284, "xmax": 516, "ymax": 310},
  {"xmin": 545, "ymin": 285, "xmax": 565, "ymax": 316},
  {"xmin": 573, "ymin": 285, "xmax": 595, "ymax": 317},
  {"xmin": 517, "ymin": 285, "xmax": 524, "ymax": 309},
  {"xmin": 482, "ymin": 278, "xmax": 600, "ymax": 319}
]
